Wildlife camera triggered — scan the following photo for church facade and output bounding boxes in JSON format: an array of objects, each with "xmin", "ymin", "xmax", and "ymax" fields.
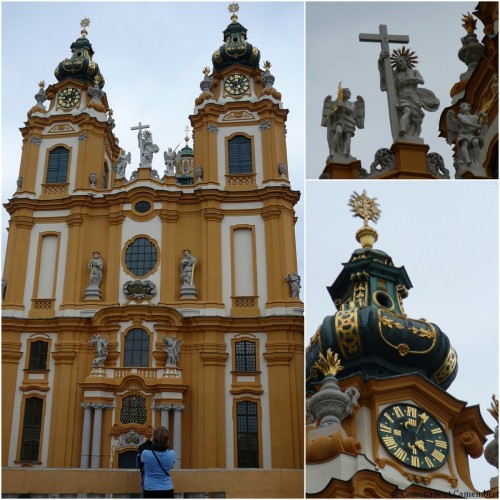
[{"xmin": 1, "ymin": 4, "xmax": 304, "ymax": 477}]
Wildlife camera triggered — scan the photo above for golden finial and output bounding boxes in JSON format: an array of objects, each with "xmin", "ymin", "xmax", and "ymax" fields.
[
  {"xmin": 349, "ymin": 190, "xmax": 381, "ymax": 226},
  {"xmin": 38, "ymin": 80, "xmax": 45, "ymax": 91},
  {"xmin": 93, "ymin": 74, "xmax": 102, "ymax": 85},
  {"xmin": 228, "ymin": 3, "xmax": 239, "ymax": 22},
  {"xmin": 313, "ymin": 349, "xmax": 344, "ymax": 377},
  {"xmin": 202, "ymin": 66, "xmax": 211, "ymax": 76},
  {"xmin": 488, "ymin": 395, "xmax": 499, "ymax": 422},
  {"xmin": 263, "ymin": 60, "xmax": 272, "ymax": 71},
  {"xmin": 348, "ymin": 190, "xmax": 381, "ymax": 249},
  {"xmin": 462, "ymin": 12, "xmax": 476, "ymax": 33},
  {"xmin": 80, "ymin": 17, "xmax": 90, "ymax": 38},
  {"xmin": 184, "ymin": 125, "xmax": 190, "ymax": 144}
]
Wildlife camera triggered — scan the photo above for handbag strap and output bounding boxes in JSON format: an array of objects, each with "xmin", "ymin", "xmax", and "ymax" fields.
[{"xmin": 151, "ymin": 450, "xmax": 170, "ymax": 477}]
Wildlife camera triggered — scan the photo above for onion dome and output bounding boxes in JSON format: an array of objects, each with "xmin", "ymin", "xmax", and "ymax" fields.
[
  {"xmin": 306, "ymin": 191, "xmax": 458, "ymax": 395},
  {"xmin": 212, "ymin": 3, "xmax": 260, "ymax": 71},
  {"xmin": 54, "ymin": 18, "xmax": 105, "ymax": 88}
]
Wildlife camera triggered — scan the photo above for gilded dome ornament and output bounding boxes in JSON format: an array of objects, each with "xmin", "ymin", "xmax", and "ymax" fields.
[
  {"xmin": 348, "ymin": 190, "xmax": 381, "ymax": 249},
  {"xmin": 80, "ymin": 17, "xmax": 90, "ymax": 38},
  {"xmin": 228, "ymin": 2, "xmax": 239, "ymax": 22}
]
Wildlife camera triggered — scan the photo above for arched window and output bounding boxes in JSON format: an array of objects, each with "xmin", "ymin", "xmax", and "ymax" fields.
[
  {"xmin": 28, "ymin": 341, "xmax": 48, "ymax": 370},
  {"xmin": 236, "ymin": 400, "xmax": 259, "ymax": 468},
  {"xmin": 46, "ymin": 147, "xmax": 69, "ymax": 183},
  {"xmin": 124, "ymin": 328, "xmax": 150, "ymax": 367},
  {"xmin": 228, "ymin": 136, "xmax": 252, "ymax": 174},
  {"xmin": 20, "ymin": 397, "xmax": 43, "ymax": 461},
  {"xmin": 235, "ymin": 341, "xmax": 256, "ymax": 373}
]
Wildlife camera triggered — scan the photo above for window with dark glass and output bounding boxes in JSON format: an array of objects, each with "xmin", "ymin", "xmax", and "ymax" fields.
[
  {"xmin": 236, "ymin": 401, "xmax": 259, "ymax": 468},
  {"xmin": 124, "ymin": 237, "xmax": 158, "ymax": 277},
  {"xmin": 135, "ymin": 201, "xmax": 151, "ymax": 213},
  {"xmin": 118, "ymin": 450, "xmax": 139, "ymax": 468},
  {"xmin": 102, "ymin": 163, "xmax": 109, "ymax": 189},
  {"xmin": 20, "ymin": 397, "xmax": 43, "ymax": 461},
  {"xmin": 28, "ymin": 341, "xmax": 48, "ymax": 370},
  {"xmin": 124, "ymin": 328, "xmax": 150, "ymax": 367},
  {"xmin": 120, "ymin": 395, "xmax": 147, "ymax": 424},
  {"xmin": 46, "ymin": 147, "xmax": 69, "ymax": 183},
  {"xmin": 235, "ymin": 341, "xmax": 256, "ymax": 373},
  {"xmin": 228, "ymin": 136, "xmax": 252, "ymax": 174}
]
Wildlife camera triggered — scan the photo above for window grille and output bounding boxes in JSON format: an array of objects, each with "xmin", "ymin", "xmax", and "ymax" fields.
[
  {"xmin": 236, "ymin": 401, "xmax": 259, "ymax": 468},
  {"xmin": 235, "ymin": 341, "xmax": 256, "ymax": 372},
  {"xmin": 28, "ymin": 341, "xmax": 48, "ymax": 370},
  {"xmin": 120, "ymin": 395, "xmax": 147, "ymax": 424},
  {"xmin": 20, "ymin": 397, "xmax": 43, "ymax": 461},
  {"xmin": 124, "ymin": 237, "xmax": 158, "ymax": 277}
]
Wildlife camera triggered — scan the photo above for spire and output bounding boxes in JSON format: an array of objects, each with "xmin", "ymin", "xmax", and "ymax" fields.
[
  {"xmin": 212, "ymin": 3, "xmax": 261, "ymax": 71},
  {"xmin": 54, "ymin": 18, "xmax": 105, "ymax": 87}
]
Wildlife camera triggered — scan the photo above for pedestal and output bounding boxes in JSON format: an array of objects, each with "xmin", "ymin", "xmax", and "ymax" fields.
[
  {"xmin": 84, "ymin": 287, "xmax": 102, "ymax": 301},
  {"xmin": 180, "ymin": 285, "xmax": 197, "ymax": 299},
  {"xmin": 320, "ymin": 159, "xmax": 362, "ymax": 179}
]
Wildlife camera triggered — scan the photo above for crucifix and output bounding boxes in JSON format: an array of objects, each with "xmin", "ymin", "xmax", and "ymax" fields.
[
  {"xmin": 359, "ymin": 25, "xmax": 409, "ymax": 142},
  {"xmin": 131, "ymin": 121, "xmax": 150, "ymax": 164}
]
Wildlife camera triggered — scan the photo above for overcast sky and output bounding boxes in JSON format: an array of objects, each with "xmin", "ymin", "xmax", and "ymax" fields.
[
  {"xmin": 306, "ymin": 1, "xmax": 480, "ymax": 178},
  {"xmin": 305, "ymin": 180, "xmax": 499, "ymax": 491},
  {"xmin": 1, "ymin": 1, "xmax": 305, "ymax": 280}
]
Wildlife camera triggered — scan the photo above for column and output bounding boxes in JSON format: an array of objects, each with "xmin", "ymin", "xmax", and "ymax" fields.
[
  {"xmin": 80, "ymin": 403, "xmax": 92, "ymax": 468},
  {"xmin": 90, "ymin": 404, "xmax": 104, "ymax": 469},
  {"xmin": 152, "ymin": 404, "xmax": 170, "ymax": 430},
  {"xmin": 173, "ymin": 405, "xmax": 184, "ymax": 469}
]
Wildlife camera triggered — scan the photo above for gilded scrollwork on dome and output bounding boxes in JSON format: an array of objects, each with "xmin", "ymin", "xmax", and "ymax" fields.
[{"xmin": 432, "ymin": 346, "xmax": 458, "ymax": 385}]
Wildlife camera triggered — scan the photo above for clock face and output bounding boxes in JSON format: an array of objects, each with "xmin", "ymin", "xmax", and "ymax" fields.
[
  {"xmin": 377, "ymin": 403, "xmax": 449, "ymax": 471},
  {"xmin": 224, "ymin": 74, "xmax": 250, "ymax": 96},
  {"xmin": 57, "ymin": 87, "xmax": 81, "ymax": 109}
]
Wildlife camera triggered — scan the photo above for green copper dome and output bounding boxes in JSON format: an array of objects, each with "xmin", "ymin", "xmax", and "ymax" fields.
[
  {"xmin": 212, "ymin": 6, "xmax": 260, "ymax": 71},
  {"xmin": 54, "ymin": 19, "xmax": 105, "ymax": 87},
  {"xmin": 306, "ymin": 192, "xmax": 458, "ymax": 394}
]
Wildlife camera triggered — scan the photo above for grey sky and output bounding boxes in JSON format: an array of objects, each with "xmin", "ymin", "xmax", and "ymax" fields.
[
  {"xmin": 305, "ymin": 180, "xmax": 499, "ymax": 490},
  {"xmin": 1, "ymin": 1, "xmax": 305, "ymax": 282},
  {"xmin": 306, "ymin": 1, "xmax": 478, "ymax": 178}
]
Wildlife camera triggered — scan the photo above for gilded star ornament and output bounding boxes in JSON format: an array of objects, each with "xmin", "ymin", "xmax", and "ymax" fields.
[
  {"xmin": 348, "ymin": 190, "xmax": 381, "ymax": 226},
  {"xmin": 80, "ymin": 17, "xmax": 90, "ymax": 38},
  {"xmin": 229, "ymin": 2, "xmax": 239, "ymax": 22}
]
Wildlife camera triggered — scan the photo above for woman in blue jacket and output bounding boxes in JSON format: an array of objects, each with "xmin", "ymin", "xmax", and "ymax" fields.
[{"xmin": 140, "ymin": 426, "xmax": 176, "ymax": 498}]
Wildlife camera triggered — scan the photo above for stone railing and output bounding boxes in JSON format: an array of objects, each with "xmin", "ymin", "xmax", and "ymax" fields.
[{"xmin": 2, "ymin": 467, "xmax": 303, "ymax": 498}]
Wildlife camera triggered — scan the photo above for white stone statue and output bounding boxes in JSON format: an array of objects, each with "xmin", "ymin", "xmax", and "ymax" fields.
[
  {"xmin": 89, "ymin": 332, "xmax": 109, "ymax": 366},
  {"xmin": 162, "ymin": 335, "xmax": 182, "ymax": 367},
  {"xmin": 180, "ymin": 250, "xmax": 197, "ymax": 287},
  {"xmin": 163, "ymin": 146, "xmax": 179, "ymax": 175},
  {"xmin": 114, "ymin": 149, "xmax": 131, "ymax": 179},
  {"xmin": 378, "ymin": 47, "xmax": 439, "ymax": 140},
  {"xmin": 446, "ymin": 102, "xmax": 488, "ymax": 172},
  {"xmin": 138, "ymin": 130, "xmax": 159, "ymax": 168},
  {"xmin": 322, "ymin": 86, "xmax": 365, "ymax": 161},
  {"xmin": 88, "ymin": 252, "xmax": 103, "ymax": 289},
  {"xmin": 285, "ymin": 272, "xmax": 301, "ymax": 298}
]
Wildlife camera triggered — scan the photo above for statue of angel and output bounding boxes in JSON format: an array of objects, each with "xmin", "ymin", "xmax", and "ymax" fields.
[
  {"xmin": 162, "ymin": 335, "xmax": 182, "ymax": 367},
  {"xmin": 322, "ymin": 84, "xmax": 365, "ymax": 160},
  {"xmin": 446, "ymin": 102, "xmax": 488, "ymax": 171},
  {"xmin": 113, "ymin": 149, "xmax": 131, "ymax": 179},
  {"xmin": 163, "ymin": 145, "xmax": 180, "ymax": 175},
  {"xmin": 89, "ymin": 333, "xmax": 109, "ymax": 366}
]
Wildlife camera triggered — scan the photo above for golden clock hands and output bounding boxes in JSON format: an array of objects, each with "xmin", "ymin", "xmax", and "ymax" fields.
[{"xmin": 414, "ymin": 439, "xmax": 426, "ymax": 452}]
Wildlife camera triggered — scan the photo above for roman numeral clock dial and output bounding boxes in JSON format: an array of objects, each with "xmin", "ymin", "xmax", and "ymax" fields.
[
  {"xmin": 224, "ymin": 73, "xmax": 250, "ymax": 96},
  {"xmin": 377, "ymin": 403, "xmax": 449, "ymax": 471}
]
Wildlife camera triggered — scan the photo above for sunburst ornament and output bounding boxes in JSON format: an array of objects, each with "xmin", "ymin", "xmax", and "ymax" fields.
[
  {"xmin": 390, "ymin": 46, "xmax": 418, "ymax": 69},
  {"xmin": 348, "ymin": 190, "xmax": 381, "ymax": 226}
]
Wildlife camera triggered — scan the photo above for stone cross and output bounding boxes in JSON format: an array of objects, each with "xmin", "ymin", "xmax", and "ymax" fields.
[
  {"xmin": 359, "ymin": 25, "xmax": 409, "ymax": 141},
  {"xmin": 131, "ymin": 121, "xmax": 150, "ymax": 163}
]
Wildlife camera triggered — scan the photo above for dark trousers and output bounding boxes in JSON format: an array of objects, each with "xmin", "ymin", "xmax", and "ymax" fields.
[{"xmin": 144, "ymin": 489, "xmax": 174, "ymax": 498}]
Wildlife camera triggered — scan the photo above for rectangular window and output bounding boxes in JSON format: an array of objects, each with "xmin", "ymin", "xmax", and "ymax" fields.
[
  {"xmin": 236, "ymin": 401, "xmax": 259, "ymax": 468},
  {"xmin": 124, "ymin": 328, "xmax": 150, "ymax": 367},
  {"xmin": 46, "ymin": 147, "xmax": 69, "ymax": 183},
  {"xmin": 20, "ymin": 397, "xmax": 43, "ymax": 461},
  {"xmin": 102, "ymin": 163, "xmax": 109, "ymax": 189},
  {"xmin": 28, "ymin": 341, "xmax": 48, "ymax": 370},
  {"xmin": 235, "ymin": 341, "xmax": 256, "ymax": 373}
]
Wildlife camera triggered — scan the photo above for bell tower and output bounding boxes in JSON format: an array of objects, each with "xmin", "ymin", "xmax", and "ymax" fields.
[{"xmin": 306, "ymin": 191, "xmax": 492, "ymax": 497}]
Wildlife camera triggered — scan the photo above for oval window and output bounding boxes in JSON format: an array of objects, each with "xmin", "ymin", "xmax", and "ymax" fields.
[
  {"xmin": 135, "ymin": 201, "xmax": 151, "ymax": 213},
  {"xmin": 124, "ymin": 237, "xmax": 158, "ymax": 277}
]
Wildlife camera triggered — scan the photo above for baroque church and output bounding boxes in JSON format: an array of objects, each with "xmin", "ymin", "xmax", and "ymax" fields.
[{"xmin": 1, "ymin": 3, "xmax": 304, "ymax": 494}]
